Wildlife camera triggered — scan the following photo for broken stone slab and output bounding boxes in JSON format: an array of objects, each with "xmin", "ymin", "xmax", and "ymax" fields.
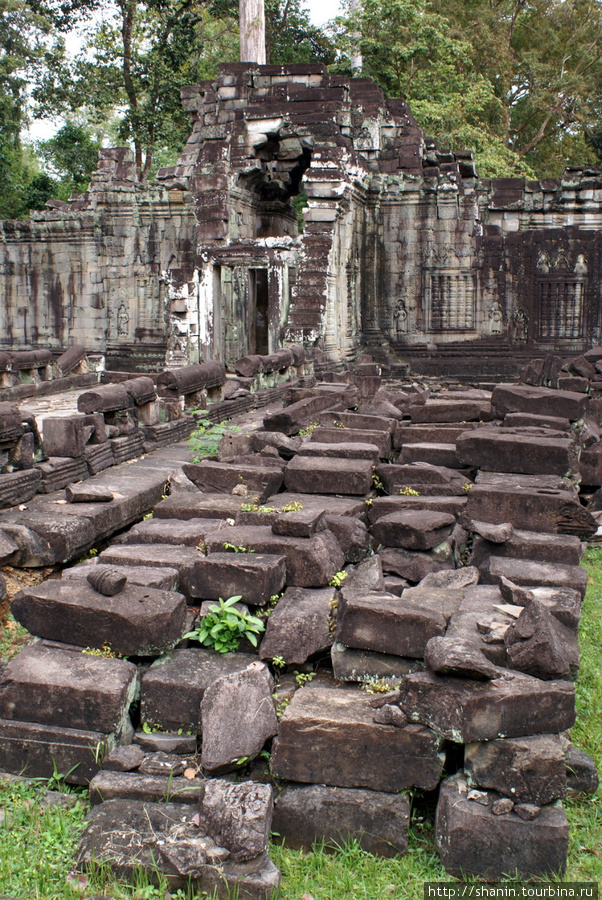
[
  {"xmin": 182, "ymin": 461, "xmax": 283, "ymax": 504},
  {"xmin": 468, "ymin": 528, "xmax": 584, "ymax": 567},
  {"xmin": 379, "ymin": 545, "xmax": 454, "ymax": 584},
  {"xmin": 331, "ymin": 643, "xmax": 424, "ymax": 685},
  {"xmin": 297, "ymin": 441, "xmax": 380, "ymax": 464},
  {"xmin": 475, "ymin": 470, "xmax": 577, "ymax": 494},
  {"xmin": 456, "ymin": 426, "xmax": 578, "ymax": 476},
  {"xmin": 273, "ymin": 783, "xmax": 410, "ymax": 858},
  {"xmin": 0, "ymin": 718, "xmax": 117, "ymax": 785},
  {"xmin": 198, "ymin": 780, "xmax": 273, "ymax": 861},
  {"xmin": 200, "ymin": 661, "xmax": 278, "ymax": 773},
  {"xmin": 65, "ymin": 483, "xmax": 114, "ymax": 503},
  {"xmin": 0, "ymin": 469, "xmax": 42, "ymax": 509},
  {"xmin": 77, "ymin": 383, "xmax": 131, "ymax": 414},
  {"xmin": 265, "ymin": 492, "xmax": 366, "ymax": 519},
  {"xmin": 271, "ymin": 507, "xmax": 325, "ymax": 537},
  {"xmin": 370, "ymin": 509, "xmax": 456, "ymax": 550},
  {"xmin": 394, "ymin": 422, "xmax": 478, "ymax": 449},
  {"xmin": 62, "ymin": 562, "xmax": 180, "ymax": 592},
  {"xmin": 465, "ymin": 483, "xmax": 597, "ymax": 538},
  {"xmin": 270, "ymin": 683, "xmax": 443, "ymax": 792},
  {"xmin": 203, "ymin": 526, "xmax": 344, "ymax": 588},
  {"xmin": 466, "ymin": 519, "xmax": 513, "ymax": 543},
  {"xmin": 153, "ymin": 492, "xmax": 244, "ymax": 520},
  {"xmin": 503, "ymin": 599, "xmax": 579, "ymax": 680},
  {"xmin": 186, "ymin": 552, "xmax": 286, "ymax": 605},
  {"xmin": 89, "ymin": 770, "xmax": 204, "ymax": 805},
  {"xmin": 138, "ymin": 751, "xmax": 185, "ymax": 777},
  {"xmin": 103, "ymin": 744, "xmax": 146, "ymax": 771},
  {"xmin": 259, "ymin": 586, "xmax": 335, "ymax": 664},
  {"xmin": 367, "ymin": 495, "xmax": 467, "ymax": 522},
  {"xmin": 76, "ymin": 800, "xmax": 281, "ymax": 898},
  {"xmin": 11, "ymin": 578, "xmax": 187, "ymax": 657},
  {"xmin": 140, "ymin": 648, "xmax": 257, "ymax": 734},
  {"xmin": 324, "ymin": 514, "xmax": 370, "ymax": 563},
  {"xmin": 564, "ymin": 743, "xmax": 600, "ymax": 795},
  {"xmin": 120, "ymin": 517, "xmax": 214, "ymax": 547},
  {"xmin": 399, "ymin": 442, "xmax": 461, "ymax": 469},
  {"xmin": 335, "ymin": 589, "xmax": 446, "ymax": 658},
  {"xmin": 317, "ymin": 410, "xmax": 396, "ymax": 434},
  {"xmin": 479, "ymin": 556, "xmax": 588, "ymax": 599},
  {"xmin": 424, "ymin": 636, "xmax": 500, "ymax": 680},
  {"xmin": 0, "ymin": 530, "xmax": 18, "ymax": 566},
  {"xmin": 156, "ymin": 362, "xmax": 226, "ymax": 398},
  {"xmin": 398, "ymin": 669, "xmax": 575, "ymax": 742},
  {"xmin": 410, "ymin": 399, "xmax": 491, "ymax": 423},
  {"xmin": 344, "ymin": 554, "xmax": 386, "ymax": 592},
  {"xmin": 124, "ymin": 376, "xmax": 157, "ymax": 406},
  {"xmin": 491, "ymin": 383, "xmax": 588, "ymax": 421},
  {"xmin": 435, "ymin": 774, "xmax": 568, "ymax": 879},
  {"xmin": 309, "ymin": 426, "xmax": 391, "ymax": 458},
  {"xmin": 284, "ymin": 455, "xmax": 373, "ymax": 495},
  {"xmin": 0, "ymin": 645, "xmax": 137, "ymax": 735},
  {"xmin": 498, "ymin": 576, "xmax": 535, "ymax": 607},
  {"xmin": 464, "ymin": 734, "xmax": 567, "ymax": 805},
  {"xmin": 419, "ymin": 566, "xmax": 480, "ymax": 590},
  {"xmin": 133, "ymin": 731, "xmax": 197, "ymax": 754}
]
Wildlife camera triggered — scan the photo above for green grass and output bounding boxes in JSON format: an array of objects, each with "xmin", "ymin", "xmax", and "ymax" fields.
[{"xmin": 0, "ymin": 552, "xmax": 600, "ymax": 898}]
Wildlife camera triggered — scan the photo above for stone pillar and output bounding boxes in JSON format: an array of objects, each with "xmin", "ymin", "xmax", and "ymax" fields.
[{"xmin": 240, "ymin": 0, "xmax": 266, "ymax": 64}]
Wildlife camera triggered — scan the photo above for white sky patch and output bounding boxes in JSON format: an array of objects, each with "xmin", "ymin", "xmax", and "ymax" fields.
[{"xmin": 306, "ymin": 0, "xmax": 342, "ymax": 25}]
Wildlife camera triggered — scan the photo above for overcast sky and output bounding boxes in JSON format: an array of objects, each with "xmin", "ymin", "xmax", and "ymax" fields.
[{"xmin": 306, "ymin": 0, "xmax": 342, "ymax": 25}]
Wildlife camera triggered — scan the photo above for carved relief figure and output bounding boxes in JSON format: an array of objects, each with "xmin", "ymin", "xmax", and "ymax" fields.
[
  {"xmin": 512, "ymin": 307, "xmax": 529, "ymax": 342},
  {"xmin": 489, "ymin": 301, "xmax": 503, "ymax": 335},
  {"xmin": 117, "ymin": 303, "xmax": 130, "ymax": 336},
  {"xmin": 393, "ymin": 298, "xmax": 408, "ymax": 337},
  {"xmin": 536, "ymin": 251, "xmax": 550, "ymax": 273},
  {"xmin": 574, "ymin": 253, "xmax": 588, "ymax": 275}
]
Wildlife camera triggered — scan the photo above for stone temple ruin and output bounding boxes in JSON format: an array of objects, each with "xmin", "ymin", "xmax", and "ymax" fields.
[{"xmin": 0, "ymin": 63, "xmax": 601, "ymax": 892}]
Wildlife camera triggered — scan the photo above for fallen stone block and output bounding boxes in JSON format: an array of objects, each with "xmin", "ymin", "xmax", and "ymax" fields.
[
  {"xmin": 379, "ymin": 545, "xmax": 454, "ymax": 583},
  {"xmin": 203, "ymin": 526, "xmax": 344, "ymax": 587},
  {"xmin": 200, "ymin": 662, "xmax": 278, "ymax": 772},
  {"xmin": 480, "ymin": 556, "xmax": 587, "ymax": 598},
  {"xmin": 65, "ymin": 483, "xmax": 114, "ymax": 503},
  {"xmin": 335, "ymin": 589, "xmax": 446, "ymax": 658},
  {"xmin": 399, "ymin": 670, "xmax": 575, "ymax": 741},
  {"xmin": 42, "ymin": 416, "xmax": 88, "ymax": 458},
  {"xmin": 141, "ymin": 648, "xmax": 256, "ymax": 733},
  {"xmin": 435, "ymin": 774, "xmax": 568, "ymax": 879},
  {"xmin": 491, "ymin": 383, "xmax": 587, "ymax": 421},
  {"xmin": 331, "ymin": 643, "xmax": 423, "ymax": 684},
  {"xmin": 399, "ymin": 442, "xmax": 461, "ymax": 469},
  {"xmin": 410, "ymin": 399, "xmax": 491, "ymax": 423},
  {"xmin": 271, "ymin": 507, "xmax": 325, "ymax": 537},
  {"xmin": 504, "ymin": 412, "xmax": 570, "ymax": 432},
  {"xmin": 456, "ymin": 426, "xmax": 578, "ymax": 476},
  {"xmin": 469, "ymin": 528, "xmax": 583, "ymax": 567},
  {"xmin": 187, "ymin": 552, "xmax": 286, "ymax": 605},
  {"xmin": 120, "ymin": 517, "xmax": 213, "ymax": 546},
  {"xmin": 298, "ymin": 440, "xmax": 380, "ymax": 464},
  {"xmin": 103, "ymin": 744, "xmax": 146, "ymax": 771},
  {"xmin": 324, "ymin": 514, "xmax": 370, "ymax": 563},
  {"xmin": 375, "ymin": 463, "xmax": 467, "ymax": 496},
  {"xmin": 284, "ymin": 456, "xmax": 373, "ymax": 495},
  {"xmin": 370, "ymin": 509, "xmax": 455, "ymax": 550},
  {"xmin": 263, "ymin": 395, "xmax": 339, "ymax": 435},
  {"xmin": 266, "ymin": 492, "xmax": 366, "ymax": 518},
  {"xmin": 504, "ymin": 599, "xmax": 579, "ymax": 680},
  {"xmin": 564, "ymin": 743, "xmax": 599, "ymax": 795},
  {"xmin": 0, "ymin": 718, "xmax": 116, "ymax": 785},
  {"xmin": 62, "ymin": 562, "xmax": 180, "ymax": 591},
  {"xmin": 89, "ymin": 771, "xmax": 204, "ymax": 805},
  {"xmin": 425, "ymin": 636, "xmax": 499, "ymax": 680},
  {"xmin": 0, "ymin": 645, "xmax": 137, "ymax": 735},
  {"xmin": 394, "ymin": 422, "xmax": 476, "ymax": 449},
  {"xmin": 133, "ymin": 731, "xmax": 197, "ymax": 754},
  {"xmin": 273, "ymin": 784, "xmax": 410, "ymax": 857},
  {"xmin": 0, "ymin": 530, "xmax": 19, "ymax": 566},
  {"xmin": 156, "ymin": 362, "xmax": 226, "ymax": 398},
  {"xmin": 270, "ymin": 684, "xmax": 443, "ymax": 792},
  {"xmin": 77, "ymin": 799, "xmax": 281, "ymax": 898},
  {"xmin": 198, "ymin": 780, "xmax": 273, "ymax": 861},
  {"xmin": 367, "ymin": 495, "xmax": 467, "ymax": 522},
  {"xmin": 259, "ymin": 586, "xmax": 335, "ymax": 664},
  {"xmin": 464, "ymin": 734, "xmax": 566, "ymax": 804},
  {"xmin": 153, "ymin": 492, "xmax": 244, "ymax": 520},
  {"xmin": 98, "ymin": 544, "xmax": 205, "ymax": 599},
  {"xmin": 182, "ymin": 461, "xmax": 283, "ymax": 504},
  {"xmin": 78, "ymin": 383, "xmax": 131, "ymax": 414},
  {"xmin": 11, "ymin": 578, "xmax": 187, "ymax": 657},
  {"xmin": 465, "ymin": 484, "xmax": 597, "ymax": 538},
  {"xmin": 309, "ymin": 426, "xmax": 391, "ymax": 458}
]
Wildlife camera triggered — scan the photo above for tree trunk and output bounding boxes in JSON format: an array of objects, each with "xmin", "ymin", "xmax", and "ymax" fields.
[{"xmin": 239, "ymin": 0, "xmax": 266, "ymax": 64}]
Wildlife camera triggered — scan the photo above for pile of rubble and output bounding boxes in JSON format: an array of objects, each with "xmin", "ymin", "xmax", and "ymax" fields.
[{"xmin": 0, "ymin": 358, "xmax": 600, "ymax": 891}]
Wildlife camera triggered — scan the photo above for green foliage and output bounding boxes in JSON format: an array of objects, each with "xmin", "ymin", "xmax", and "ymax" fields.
[
  {"xmin": 189, "ymin": 416, "xmax": 240, "ymax": 460},
  {"xmin": 185, "ymin": 595, "xmax": 265, "ymax": 653},
  {"xmin": 223, "ymin": 541, "xmax": 255, "ymax": 553},
  {"xmin": 399, "ymin": 486, "xmax": 420, "ymax": 496},
  {"xmin": 329, "ymin": 570, "xmax": 348, "ymax": 588},
  {"xmin": 281, "ymin": 500, "xmax": 303, "ymax": 513},
  {"xmin": 266, "ymin": 0, "xmax": 335, "ymax": 66},
  {"xmin": 36, "ymin": 122, "xmax": 100, "ymax": 200}
]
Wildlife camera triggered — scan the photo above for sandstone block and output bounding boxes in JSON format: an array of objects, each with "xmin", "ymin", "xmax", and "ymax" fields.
[
  {"xmin": 284, "ymin": 456, "xmax": 373, "ymax": 495},
  {"xmin": 259, "ymin": 586, "xmax": 335, "ymax": 664},
  {"xmin": 464, "ymin": 734, "xmax": 566, "ymax": 804}
]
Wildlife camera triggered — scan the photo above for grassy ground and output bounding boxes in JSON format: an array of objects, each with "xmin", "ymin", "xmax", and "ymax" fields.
[{"xmin": 0, "ymin": 549, "xmax": 600, "ymax": 899}]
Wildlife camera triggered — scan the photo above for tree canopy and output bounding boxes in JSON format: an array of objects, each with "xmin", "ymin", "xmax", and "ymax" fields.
[{"xmin": 1, "ymin": 0, "xmax": 601, "ymax": 218}]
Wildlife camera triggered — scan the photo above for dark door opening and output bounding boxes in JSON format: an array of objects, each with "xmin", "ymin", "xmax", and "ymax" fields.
[{"xmin": 249, "ymin": 268, "xmax": 269, "ymax": 355}]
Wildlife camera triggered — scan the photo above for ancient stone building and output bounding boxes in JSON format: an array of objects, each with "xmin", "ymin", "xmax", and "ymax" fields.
[{"xmin": 1, "ymin": 63, "xmax": 602, "ymax": 374}]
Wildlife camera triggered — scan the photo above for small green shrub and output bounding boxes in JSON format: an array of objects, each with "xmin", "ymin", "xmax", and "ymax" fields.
[{"xmin": 185, "ymin": 595, "xmax": 265, "ymax": 654}]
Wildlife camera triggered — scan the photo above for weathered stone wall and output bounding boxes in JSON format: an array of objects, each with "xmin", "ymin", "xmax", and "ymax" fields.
[{"xmin": 1, "ymin": 65, "xmax": 602, "ymax": 372}]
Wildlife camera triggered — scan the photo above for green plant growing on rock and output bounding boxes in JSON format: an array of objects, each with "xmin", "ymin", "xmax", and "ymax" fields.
[
  {"xmin": 184, "ymin": 595, "xmax": 265, "ymax": 654},
  {"xmin": 189, "ymin": 417, "xmax": 241, "ymax": 460},
  {"xmin": 329, "ymin": 570, "xmax": 348, "ymax": 588},
  {"xmin": 399, "ymin": 486, "xmax": 420, "ymax": 496},
  {"xmin": 298, "ymin": 422, "xmax": 319, "ymax": 436},
  {"xmin": 281, "ymin": 500, "xmax": 303, "ymax": 513}
]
